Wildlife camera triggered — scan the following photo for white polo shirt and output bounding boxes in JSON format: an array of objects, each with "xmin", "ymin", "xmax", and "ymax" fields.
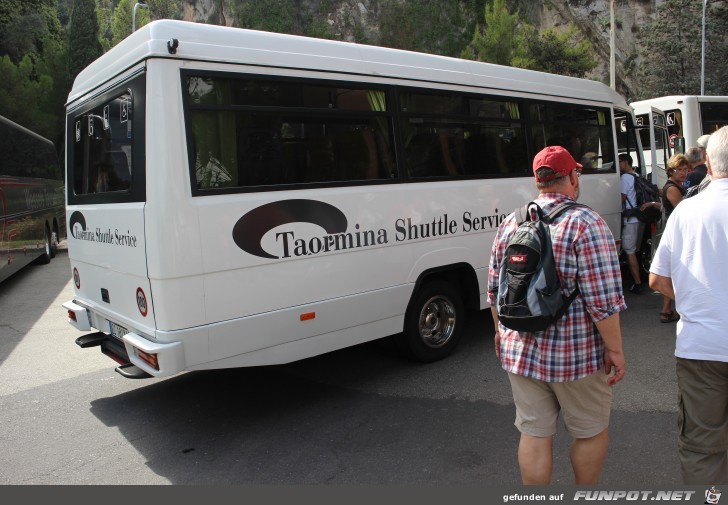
[{"xmin": 650, "ymin": 177, "xmax": 728, "ymax": 362}]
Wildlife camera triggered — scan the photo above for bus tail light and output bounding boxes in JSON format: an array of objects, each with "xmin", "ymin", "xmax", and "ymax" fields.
[
  {"xmin": 135, "ymin": 348, "xmax": 159, "ymax": 370},
  {"xmin": 62, "ymin": 301, "xmax": 91, "ymax": 331}
]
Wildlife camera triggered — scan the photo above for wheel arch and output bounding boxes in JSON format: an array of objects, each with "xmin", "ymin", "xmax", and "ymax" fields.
[{"xmin": 409, "ymin": 262, "xmax": 481, "ymax": 311}]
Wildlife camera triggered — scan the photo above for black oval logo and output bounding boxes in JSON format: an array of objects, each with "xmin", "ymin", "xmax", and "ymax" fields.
[
  {"xmin": 232, "ymin": 200, "xmax": 348, "ymax": 259},
  {"xmin": 69, "ymin": 211, "xmax": 87, "ymax": 239}
]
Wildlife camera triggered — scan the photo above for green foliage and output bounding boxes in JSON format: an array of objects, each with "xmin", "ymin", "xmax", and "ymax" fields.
[
  {"xmin": 0, "ymin": 0, "xmax": 62, "ymax": 63},
  {"xmin": 112, "ymin": 0, "xmax": 151, "ymax": 46},
  {"xmin": 462, "ymin": 0, "xmax": 519, "ymax": 65},
  {"xmin": 514, "ymin": 26, "xmax": 597, "ymax": 78},
  {"xmin": 637, "ymin": 0, "xmax": 702, "ymax": 98},
  {"xmin": 233, "ymin": 0, "xmax": 334, "ymax": 40},
  {"xmin": 463, "ymin": 1, "xmax": 596, "ymax": 78},
  {"xmin": 235, "ymin": 0, "xmax": 296, "ymax": 34},
  {"xmin": 704, "ymin": 1, "xmax": 728, "ymax": 95},
  {"xmin": 69, "ymin": 0, "xmax": 103, "ymax": 79},
  {"xmin": 146, "ymin": 0, "xmax": 180, "ymax": 20},
  {"xmin": 96, "ymin": 0, "xmax": 114, "ymax": 51},
  {"xmin": 0, "ymin": 55, "xmax": 54, "ymax": 137},
  {"xmin": 379, "ymin": 0, "xmax": 484, "ymax": 57},
  {"xmin": 36, "ymin": 36, "xmax": 71, "ymax": 145},
  {"xmin": 0, "ymin": 0, "xmax": 70, "ymax": 147}
]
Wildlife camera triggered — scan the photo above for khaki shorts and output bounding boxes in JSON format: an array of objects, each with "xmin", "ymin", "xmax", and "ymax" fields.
[
  {"xmin": 508, "ymin": 370, "xmax": 613, "ymax": 438},
  {"xmin": 621, "ymin": 221, "xmax": 642, "ymax": 254}
]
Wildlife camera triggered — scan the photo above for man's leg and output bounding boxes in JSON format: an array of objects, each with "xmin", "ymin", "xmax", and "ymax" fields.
[
  {"xmin": 508, "ymin": 373, "xmax": 559, "ymax": 485},
  {"xmin": 555, "ymin": 370, "xmax": 613, "ymax": 484},
  {"xmin": 622, "ymin": 222, "xmax": 641, "ymax": 289},
  {"xmin": 570, "ymin": 429, "xmax": 609, "ymax": 484},
  {"xmin": 676, "ymin": 358, "xmax": 728, "ymax": 484},
  {"xmin": 518, "ymin": 434, "xmax": 553, "ymax": 484},
  {"xmin": 626, "ymin": 252, "xmax": 641, "ymax": 286}
]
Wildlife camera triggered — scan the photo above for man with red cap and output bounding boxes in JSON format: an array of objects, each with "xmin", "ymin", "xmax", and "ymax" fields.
[{"xmin": 487, "ymin": 145, "xmax": 627, "ymax": 485}]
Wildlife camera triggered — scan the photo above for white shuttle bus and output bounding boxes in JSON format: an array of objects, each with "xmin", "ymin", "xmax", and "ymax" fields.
[
  {"xmin": 631, "ymin": 95, "xmax": 728, "ymax": 189},
  {"xmin": 63, "ymin": 20, "xmax": 631, "ymax": 379},
  {"xmin": 632, "ymin": 95, "xmax": 728, "ymax": 149}
]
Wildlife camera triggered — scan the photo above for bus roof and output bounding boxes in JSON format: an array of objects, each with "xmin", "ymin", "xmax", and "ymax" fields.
[
  {"xmin": 632, "ymin": 95, "xmax": 728, "ymax": 109},
  {"xmin": 69, "ymin": 19, "xmax": 627, "ymax": 108},
  {"xmin": 0, "ymin": 115, "xmax": 56, "ymax": 148}
]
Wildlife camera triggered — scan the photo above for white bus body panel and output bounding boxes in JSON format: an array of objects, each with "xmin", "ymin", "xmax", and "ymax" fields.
[{"xmin": 65, "ymin": 20, "xmax": 625, "ymax": 376}]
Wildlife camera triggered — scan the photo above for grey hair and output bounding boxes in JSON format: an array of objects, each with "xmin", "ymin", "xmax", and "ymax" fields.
[
  {"xmin": 685, "ymin": 146, "xmax": 703, "ymax": 164},
  {"xmin": 535, "ymin": 167, "xmax": 567, "ymax": 189},
  {"xmin": 706, "ymin": 126, "xmax": 728, "ymax": 178}
]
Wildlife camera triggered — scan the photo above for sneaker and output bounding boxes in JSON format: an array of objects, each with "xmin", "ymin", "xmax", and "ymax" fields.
[{"xmin": 629, "ymin": 283, "xmax": 643, "ymax": 294}]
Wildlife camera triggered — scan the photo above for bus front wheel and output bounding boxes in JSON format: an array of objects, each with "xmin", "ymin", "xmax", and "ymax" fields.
[{"xmin": 396, "ymin": 279, "xmax": 463, "ymax": 363}]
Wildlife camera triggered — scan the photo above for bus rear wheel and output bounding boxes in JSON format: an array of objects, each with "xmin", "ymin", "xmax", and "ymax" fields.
[
  {"xmin": 396, "ymin": 279, "xmax": 463, "ymax": 363},
  {"xmin": 35, "ymin": 226, "xmax": 52, "ymax": 265}
]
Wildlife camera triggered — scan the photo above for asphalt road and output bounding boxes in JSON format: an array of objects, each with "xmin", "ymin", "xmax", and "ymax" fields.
[{"xmin": 0, "ymin": 250, "xmax": 682, "ymax": 485}]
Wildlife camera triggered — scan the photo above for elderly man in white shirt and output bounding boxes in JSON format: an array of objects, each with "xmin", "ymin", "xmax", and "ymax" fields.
[{"xmin": 649, "ymin": 126, "xmax": 728, "ymax": 485}]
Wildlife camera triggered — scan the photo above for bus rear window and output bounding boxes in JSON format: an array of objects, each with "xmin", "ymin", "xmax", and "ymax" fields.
[{"xmin": 72, "ymin": 93, "xmax": 133, "ymax": 196}]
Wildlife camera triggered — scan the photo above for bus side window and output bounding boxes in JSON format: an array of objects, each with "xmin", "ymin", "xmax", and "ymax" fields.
[
  {"xmin": 334, "ymin": 128, "xmax": 379, "ymax": 181},
  {"xmin": 304, "ymin": 136, "xmax": 336, "ymax": 183},
  {"xmin": 237, "ymin": 128, "xmax": 282, "ymax": 186}
]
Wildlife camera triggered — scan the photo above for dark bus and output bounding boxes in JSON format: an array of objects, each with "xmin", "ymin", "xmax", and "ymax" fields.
[{"xmin": 0, "ymin": 115, "xmax": 66, "ymax": 282}]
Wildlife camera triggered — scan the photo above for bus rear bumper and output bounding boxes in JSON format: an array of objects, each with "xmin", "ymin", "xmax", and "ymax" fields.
[
  {"xmin": 122, "ymin": 332, "xmax": 185, "ymax": 378},
  {"xmin": 65, "ymin": 299, "xmax": 185, "ymax": 378},
  {"xmin": 63, "ymin": 300, "xmax": 92, "ymax": 331}
]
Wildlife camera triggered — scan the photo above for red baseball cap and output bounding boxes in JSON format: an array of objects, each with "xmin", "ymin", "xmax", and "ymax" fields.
[{"xmin": 532, "ymin": 146, "xmax": 582, "ymax": 182}]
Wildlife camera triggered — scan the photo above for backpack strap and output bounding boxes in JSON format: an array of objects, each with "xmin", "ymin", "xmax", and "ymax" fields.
[
  {"xmin": 543, "ymin": 201, "xmax": 584, "ymax": 224},
  {"xmin": 515, "ymin": 202, "xmax": 544, "ymax": 224},
  {"xmin": 543, "ymin": 201, "xmax": 583, "ymax": 302},
  {"xmin": 624, "ymin": 173, "xmax": 639, "ymax": 209}
]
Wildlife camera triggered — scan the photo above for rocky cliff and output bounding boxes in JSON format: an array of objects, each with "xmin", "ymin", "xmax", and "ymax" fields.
[{"xmin": 175, "ymin": 0, "xmax": 660, "ymax": 100}]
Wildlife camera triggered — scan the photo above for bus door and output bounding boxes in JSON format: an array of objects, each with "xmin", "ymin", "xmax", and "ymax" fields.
[
  {"xmin": 636, "ymin": 106, "xmax": 671, "ymax": 188},
  {"xmin": 635, "ymin": 106, "xmax": 671, "ymax": 274}
]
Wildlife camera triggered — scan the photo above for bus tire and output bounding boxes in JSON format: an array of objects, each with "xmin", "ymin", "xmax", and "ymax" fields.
[
  {"xmin": 396, "ymin": 279, "xmax": 463, "ymax": 363},
  {"xmin": 35, "ymin": 226, "xmax": 52, "ymax": 265},
  {"xmin": 50, "ymin": 229, "xmax": 58, "ymax": 258}
]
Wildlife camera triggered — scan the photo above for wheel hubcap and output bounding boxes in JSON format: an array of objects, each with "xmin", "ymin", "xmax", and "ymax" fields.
[{"xmin": 418, "ymin": 295, "xmax": 456, "ymax": 348}]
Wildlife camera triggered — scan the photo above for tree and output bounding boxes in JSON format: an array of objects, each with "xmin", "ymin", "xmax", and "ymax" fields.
[
  {"xmin": 514, "ymin": 26, "xmax": 597, "ymax": 78},
  {"xmin": 0, "ymin": 54, "xmax": 54, "ymax": 134},
  {"xmin": 379, "ymin": 0, "xmax": 481, "ymax": 57},
  {"xmin": 0, "ymin": 0, "xmax": 63, "ymax": 63},
  {"xmin": 96, "ymin": 0, "xmax": 114, "ymax": 51},
  {"xmin": 462, "ymin": 0, "xmax": 520, "ymax": 65},
  {"xmin": 637, "ymin": 0, "xmax": 702, "ymax": 98},
  {"xmin": 236, "ymin": 0, "xmax": 296, "ymax": 35},
  {"xmin": 704, "ymin": 1, "xmax": 728, "ymax": 95},
  {"xmin": 111, "ymin": 0, "xmax": 151, "ymax": 46},
  {"xmin": 68, "ymin": 0, "xmax": 103, "ymax": 79},
  {"xmin": 146, "ymin": 0, "xmax": 179, "ymax": 20}
]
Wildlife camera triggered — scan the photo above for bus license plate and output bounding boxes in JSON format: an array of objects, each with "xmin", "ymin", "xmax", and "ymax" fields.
[{"xmin": 109, "ymin": 321, "xmax": 128, "ymax": 340}]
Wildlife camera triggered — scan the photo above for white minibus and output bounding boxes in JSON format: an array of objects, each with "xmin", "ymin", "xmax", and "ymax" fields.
[
  {"xmin": 631, "ymin": 95, "xmax": 728, "ymax": 189},
  {"xmin": 63, "ymin": 20, "xmax": 632, "ymax": 379},
  {"xmin": 632, "ymin": 95, "xmax": 728, "ymax": 150}
]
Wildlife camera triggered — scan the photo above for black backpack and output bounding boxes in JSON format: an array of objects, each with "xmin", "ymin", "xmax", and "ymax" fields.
[
  {"xmin": 624, "ymin": 173, "xmax": 661, "ymax": 223},
  {"xmin": 495, "ymin": 202, "xmax": 581, "ymax": 332}
]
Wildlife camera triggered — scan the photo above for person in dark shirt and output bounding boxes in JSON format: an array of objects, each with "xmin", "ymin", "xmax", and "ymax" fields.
[{"xmin": 684, "ymin": 146, "xmax": 707, "ymax": 190}]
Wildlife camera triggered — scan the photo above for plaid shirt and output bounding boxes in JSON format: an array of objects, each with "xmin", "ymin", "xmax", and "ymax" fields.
[{"xmin": 487, "ymin": 193, "xmax": 626, "ymax": 382}]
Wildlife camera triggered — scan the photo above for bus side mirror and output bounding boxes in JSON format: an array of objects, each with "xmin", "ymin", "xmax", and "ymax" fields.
[{"xmin": 673, "ymin": 136, "xmax": 685, "ymax": 153}]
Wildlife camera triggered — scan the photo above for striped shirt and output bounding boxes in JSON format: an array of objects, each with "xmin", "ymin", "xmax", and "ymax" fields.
[{"xmin": 487, "ymin": 193, "xmax": 627, "ymax": 382}]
